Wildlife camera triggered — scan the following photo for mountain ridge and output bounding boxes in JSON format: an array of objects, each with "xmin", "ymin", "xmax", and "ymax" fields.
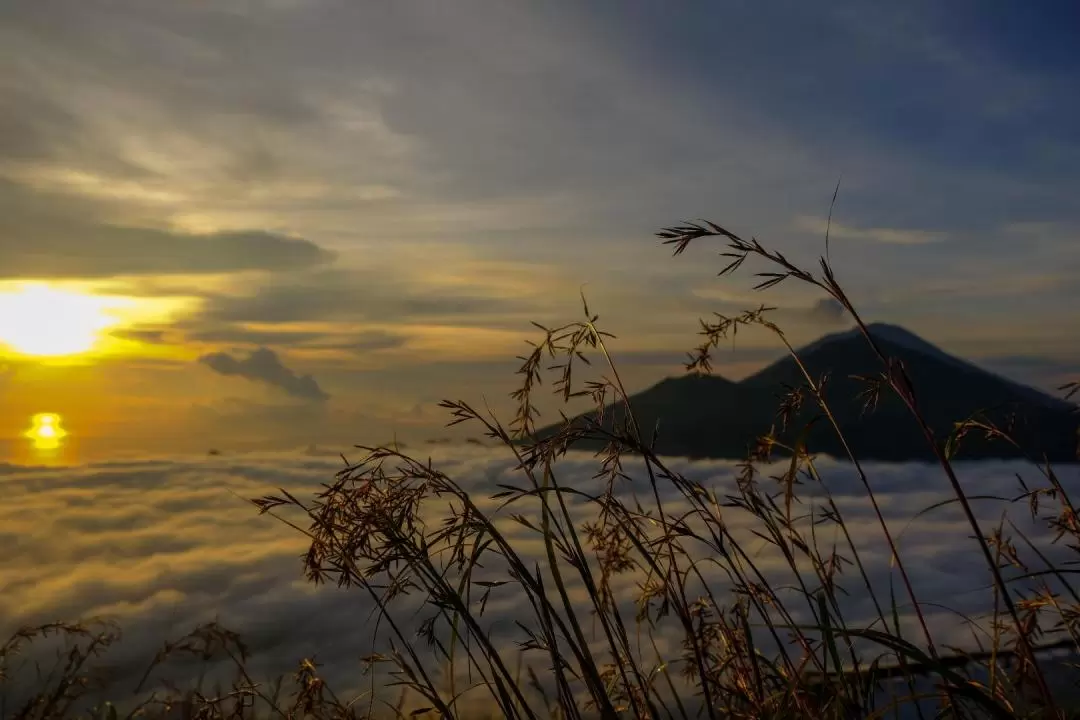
[
  {"xmin": 533, "ymin": 324, "xmax": 1078, "ymax": 462},
  {"xmin": 795, "ymin": 323, "xmax": 1073, "ymax": 412}
]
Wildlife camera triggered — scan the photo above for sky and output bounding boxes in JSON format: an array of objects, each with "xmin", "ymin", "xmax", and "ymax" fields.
[{"xmin": 1, "ymin": 0, "xmax": 1078, "ymax": 460}]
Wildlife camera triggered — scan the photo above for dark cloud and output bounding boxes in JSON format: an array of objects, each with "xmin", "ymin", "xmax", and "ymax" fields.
[
  {"xmin": 198, "ymin": 278, "xmax": 352, "ymax": 324},
  {"xmin": 184, "ymin": 325, "xmax": 410, "ymax": 354},
  {"xmin": 0, "ymin": 219, "xmax": 333, "ymax": 279},
  {"xmin": 187, "ymin": 326, "xmax": 332, "ymax": 347},
  {"xmin": 0, "ymin": 181, "xmax": 335, "ymax": 277},
  {"xmin": 332, "ymin": 330, "xmax": 409, "ymax": 353},
  {"xmin": 198, "ymin": 347, "xmax": 329, "ymax": 402},
  {"xmin": 196, "ymin": 269, "xmax": 532, "ymax": 326}
]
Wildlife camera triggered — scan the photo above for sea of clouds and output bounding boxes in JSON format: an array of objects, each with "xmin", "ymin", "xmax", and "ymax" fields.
[{"xmin": 2, "ymin": 445, "xmax": 1078, "ymax": 714}]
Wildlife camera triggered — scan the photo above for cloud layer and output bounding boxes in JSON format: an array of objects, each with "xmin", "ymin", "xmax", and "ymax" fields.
[{"xmin": 2, "ymin": 447, "xmax": 1077, "ymax": 711}]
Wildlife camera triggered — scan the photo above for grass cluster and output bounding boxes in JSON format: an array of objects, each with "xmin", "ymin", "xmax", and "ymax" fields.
[{"xmin": 3, "ymin": 218, "xmax": 1079, "ymax": 719}]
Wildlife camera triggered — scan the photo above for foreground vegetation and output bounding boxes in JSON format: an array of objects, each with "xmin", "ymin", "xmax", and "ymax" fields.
[{"xmin": 3, "ymin": 218, "xmax": 1079, "ymax": 719}]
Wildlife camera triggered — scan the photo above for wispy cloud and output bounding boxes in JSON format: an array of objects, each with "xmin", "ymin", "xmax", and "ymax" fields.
[{"xmin": 794, "ymin": 215, "xmax": 948, "ymax": 245}]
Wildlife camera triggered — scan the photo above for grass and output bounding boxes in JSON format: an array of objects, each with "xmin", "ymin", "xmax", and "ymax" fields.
[{"xmin": 3, "ymin": 216, "xmax": 1079, "ymax": 719}]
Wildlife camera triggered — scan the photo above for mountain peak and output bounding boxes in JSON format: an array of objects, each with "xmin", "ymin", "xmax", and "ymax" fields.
[
  {"xmin": 836, "ymin": 323, "xmax": 961, "ymax": 367},
  {"xmin": 533, "ymin": 320, "xmax": 1079, "ymax": 461},
  {"xmin": 800, "ymin": 322, "xmax": 1071, "ymax": 412},
  {"xmin": 801, "ymin": 323, "xmax": 935, "ymax": 351}
]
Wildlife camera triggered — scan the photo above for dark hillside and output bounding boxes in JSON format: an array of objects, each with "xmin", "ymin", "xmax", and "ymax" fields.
[{"xmin": 534, "ymin": 325, "xmax": 1079, "ymax": 462}]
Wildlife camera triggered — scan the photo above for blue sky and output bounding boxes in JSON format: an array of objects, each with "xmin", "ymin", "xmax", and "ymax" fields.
[{"xmin": 0, "ymin": 0, "xmax": 1076, "ymax": 455}]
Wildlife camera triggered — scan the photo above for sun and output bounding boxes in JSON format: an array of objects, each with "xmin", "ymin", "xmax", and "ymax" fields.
[
  {"xmin": 0, "ymin": 284, "xmax": 129, "ymax": 357},
  {"xmin": 25, "ymin": 413, "xmax": 68, "ymax": 451}
]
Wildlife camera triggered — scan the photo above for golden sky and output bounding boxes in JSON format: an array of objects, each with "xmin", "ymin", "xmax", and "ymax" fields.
[{"xmin": 1, "ymin": 1, "xmax": 1077, "ymax": 462}]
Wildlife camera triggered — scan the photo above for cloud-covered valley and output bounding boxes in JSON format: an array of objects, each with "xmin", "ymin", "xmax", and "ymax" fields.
[{"xmin": 2, "ymin": 446, "xmax": 1077, "ymax": 713}]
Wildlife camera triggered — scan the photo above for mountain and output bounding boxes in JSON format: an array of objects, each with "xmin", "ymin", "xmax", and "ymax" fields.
[
  {"xmin": 799, "ymin": 324, "xmax": 1074, "ymax": 413},
  {"xmin": 533, "ymin": 324, "xmax": 1079, "ymax": 462}
]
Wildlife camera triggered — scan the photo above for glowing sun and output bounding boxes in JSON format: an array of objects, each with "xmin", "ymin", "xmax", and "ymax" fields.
[
  {"xmin": 25, "ymin": 413, "xmax": 68, "ymax": 451},
  {"xmin": 0, "ymin": 284, "xmax": 128, "ymax": 357}
]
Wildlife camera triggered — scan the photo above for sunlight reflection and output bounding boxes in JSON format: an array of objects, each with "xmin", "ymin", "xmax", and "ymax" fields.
[{"xmin": 25, "ymin": 413, "xmax": 68, "ymax": 451}]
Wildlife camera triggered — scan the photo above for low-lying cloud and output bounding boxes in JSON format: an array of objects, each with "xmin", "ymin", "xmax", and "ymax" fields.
[
  {"xmin": 1, "ymin": 446, "xmax": 1076, "ymax": 713},
  {"xmin": 198, "ymin": 347, "xmax": 330, "ymax": 402}
]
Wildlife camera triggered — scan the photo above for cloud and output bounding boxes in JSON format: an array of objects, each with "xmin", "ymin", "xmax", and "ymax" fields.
[
  {"xmin": 0, "ymin": 448, "xmax": 1075, "ymax": 713},
  {"xmin": 182, "ymin": 324, "xmax": 410, "ymax": 358},
  {"xmin": 0, "ymin": 181, "xmax": 335, "ymax": 277},
  {"xmin": 331, "ymin": 330, "xmax": 409, "ymax": 353},
  {"xmin": 198, "ymin": 276, "xmax": 511, "ymax": 325},
  {"xmin": 975, "ymin": 354, "xmax": 1080, "ymax": 396},
  {"xmin": 794, "ymin": 215, "xmax": 948, "ymax": 245},
  {"xmin": 804, "ymin": 297, "xmax": 847, "ymax": 324},
  {"xmin": 187, "ymin": 261, "xmax": 557, "ymax": 335},
  {"xmin": 0, "ymin": 87, "xmax": 83, "ymax": 164},
  {"xmin": 187, "ymin": 326, "xmax": 333, "ymax": 347},
  {"xmin": 0, "ymin": 224, "xmax": 334, "ymax": 279},
  {"xmin": 109, "ymin": 328, "xmax": 170, "ymax": 344},
  {"xmin": 198, "ymin": 347, "xmax": 329, "ymax": 402},
  {"xmin": 767, "ymin": 297, "xmax": 850, "ymax": 329}
]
